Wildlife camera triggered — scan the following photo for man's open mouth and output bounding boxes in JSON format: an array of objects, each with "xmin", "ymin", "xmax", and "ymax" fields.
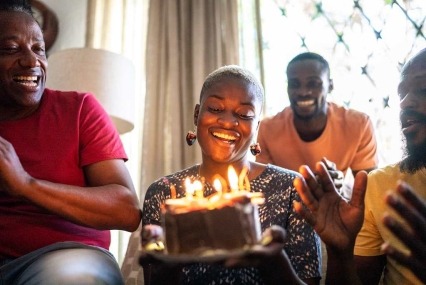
[{"xmin": 13, "ymin": 75, "xmax": 38, "ymax": 87}]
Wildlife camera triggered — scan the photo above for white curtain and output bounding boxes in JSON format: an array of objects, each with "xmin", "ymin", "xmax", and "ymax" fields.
[
  {"xmin": 141, "ymin": 0, "xmax": 240, "ymax": 197},
  {"xmin": 87, "ymin": 0, "xmax": 240, "ymax": 283},
  {"xmin": 85, "ymin": 0, "xmax": 149, "ymax": 268}
]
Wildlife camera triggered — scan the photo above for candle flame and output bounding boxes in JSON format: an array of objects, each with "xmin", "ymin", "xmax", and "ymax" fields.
[
  {"xmin": 228, "ymin": 165, "xmax": 238, "ymax": 192},
  {"xmin": 238, "ymin": 167, "xmax": 249, "ymax": 191},
  {"xmin": 213, "ymin": 178, "xmax": 222, "ymax": 193},
  {"xmin": 185, "ymin": 177, "xmax": 194, "ymax": 198},
  {"xmin": 165, "ymin": 167, "xmax": 264, "ymax": 213},
  {"xmin": 193, "ymin": 180, "xmax": 204, "ymax": 199}
]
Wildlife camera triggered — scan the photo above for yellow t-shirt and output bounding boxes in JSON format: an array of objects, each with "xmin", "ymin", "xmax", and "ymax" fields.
[{"xmin": 354, "ymin": 164, "xmax": 426, "ymax": 284}]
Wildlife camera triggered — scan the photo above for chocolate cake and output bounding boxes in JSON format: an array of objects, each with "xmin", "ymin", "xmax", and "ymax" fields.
[{"xmin": 162, "ymin": 192, "xmax": 263, "ymax": 255}]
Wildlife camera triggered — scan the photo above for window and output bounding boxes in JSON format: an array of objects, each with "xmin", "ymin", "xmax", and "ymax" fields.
[{"xmin": 240, "ymin": 0, "xmax": 426, "ymax": 165}]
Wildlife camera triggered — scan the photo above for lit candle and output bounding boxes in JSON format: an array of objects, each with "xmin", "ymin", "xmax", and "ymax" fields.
[
  {"xmin": 213, "ymin": 178, "xmax": 222, "ymax": 194},
  {"xmin": 208, "ymin": 178, "xmax": 223, "ymax": 204},
  {"xmin": 238, "ymin": 167, "xmax": 249, "ymax": 191},
  {"xmin": 184, "ymin": 177, "xmax": 194, "ymax": 199},
  {"xmin": 170, "ymin": 183, "xmax": 177, "ymax": 199},
  {"xmin": 193, "ymin": 180, "xmax": 204, "ymax": 199},
  {"xmin": 228, "ymin": 165, "xmax": 238, "ymax": 192}
]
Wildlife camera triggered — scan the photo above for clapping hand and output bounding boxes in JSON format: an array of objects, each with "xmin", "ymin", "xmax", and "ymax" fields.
[
  {"xmin": 321, "ymin": 157, "xmax": 344, "ymax": 190},
  {"xmin": 0, "ymin": 136, "xmax": 31, "ymax": 195},
  {"xmin": 381, "ymin": 181, "xmax": 426, "ymax": 283},
  {"xmin": 293, "ymin": 161, "xmax": 367, "ymax": 254}
]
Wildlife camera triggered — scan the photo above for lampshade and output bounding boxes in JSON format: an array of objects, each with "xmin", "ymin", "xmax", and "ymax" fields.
[{"xmin": 46, "ymin": 48, "xmax": 135, "ymax": 134}]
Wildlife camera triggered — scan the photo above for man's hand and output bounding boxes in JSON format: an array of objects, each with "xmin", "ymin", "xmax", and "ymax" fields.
[
  {"xmin": 381, "ymin": 181, "xmax": 426, "ymax": 283},
  {"xmin": 294, "ymin": 161, "xmax": 367, "ymax": 254},
  {"xmin": 321, "ymin": 157, "xmax": 344, "ymax": 189},
  {"xmin": 0, "ymin": 136, "xmax": 32, "ymax": 195}
]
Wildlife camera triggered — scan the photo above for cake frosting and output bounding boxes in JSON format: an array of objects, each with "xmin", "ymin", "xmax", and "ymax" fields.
[{"xmin": 162, "ymin": 189, "xmax": 264, "ymax": 255}]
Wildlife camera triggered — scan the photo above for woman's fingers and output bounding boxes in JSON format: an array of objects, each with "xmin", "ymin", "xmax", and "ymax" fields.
[{"xmin": 141, "ymin": 224, "xmax": 164, "ymax": 247}]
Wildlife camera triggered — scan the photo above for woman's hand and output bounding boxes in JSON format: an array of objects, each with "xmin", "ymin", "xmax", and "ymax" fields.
[
  {"xmin": 139, "ymin": 224, "xmax": 184, "ymax": 285},
  {"xmin": 141, "ymin": 224, "xmax": 165, "ymax": 251},
  {"xmin": 224, "ymin": 225, "xmax": 306, "ymax": 285}
]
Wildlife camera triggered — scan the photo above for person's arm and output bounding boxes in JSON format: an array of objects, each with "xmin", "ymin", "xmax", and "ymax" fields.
[
  {"xmin": 381, "ymin": 181, "xmax": 426, "ymax": 283},
  {"xmin": 293, "ymin": 161, "xmax": 367, "ymax": 285},
  {"xmin": 0, "ymin": 136, "xmax": 140, "ymax": 231},
  {"xmin": 354, "ymin": 255, "xmax": 386, "ymax": 284}
]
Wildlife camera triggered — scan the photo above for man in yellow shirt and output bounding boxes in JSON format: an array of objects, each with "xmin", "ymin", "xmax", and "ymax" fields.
[{"xmin": 295, "ymin": 47, "xmax": 426, "ymax": 284}]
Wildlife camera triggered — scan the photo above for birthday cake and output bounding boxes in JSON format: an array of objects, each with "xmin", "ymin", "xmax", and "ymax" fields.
[{"xmin": 162, "ymin": 191, "xmax": 263, "ymax": 255}]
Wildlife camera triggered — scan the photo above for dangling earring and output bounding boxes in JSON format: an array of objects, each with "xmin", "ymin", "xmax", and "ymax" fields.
[
  {"xmin": 250, "ymin": 142, "xmax": 261, "ymax": 156},
  {"xmin": 186, "ymin": 129, "xmax": 197, "ymax": 146}
]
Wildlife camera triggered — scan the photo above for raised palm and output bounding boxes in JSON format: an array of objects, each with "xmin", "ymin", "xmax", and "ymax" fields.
[{"xmin": 294, "ymin": 162, "xmax": 367, "ymax": 252}]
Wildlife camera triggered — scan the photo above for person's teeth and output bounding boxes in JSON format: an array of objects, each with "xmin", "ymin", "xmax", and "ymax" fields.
[
  {"xmin": 15, "ymin": 76, "xmax": 37, "ymax": 81},
  {"xmin": 297, "ymin": 100, "xmax": 314, "ymax": 106},
  {"xmin": 213, "ymin": 132, "xmax": 236, "ymax": 140}
]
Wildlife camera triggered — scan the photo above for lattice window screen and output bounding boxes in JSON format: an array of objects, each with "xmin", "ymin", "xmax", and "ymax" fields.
[{"xmin": 249, "ymin": 0, "xmax": 425, "ymax": 165}]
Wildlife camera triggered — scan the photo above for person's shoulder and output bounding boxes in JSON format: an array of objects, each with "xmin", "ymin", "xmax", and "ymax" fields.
[
  {"xmin": 261, "ymin": 107, "xmax": 291, "ymax": 124},
  {"xmin": 330, "ymin": 102, "xmax": 369, "ymax": 118},
  {"xmin": 265, "ymin": 163, "xmax": 301, "ymax": 179},
  {"xmin": 149, "ymin": 165, "xmax": 198, "ymax": 188},
  {"xmin": 329, "ymin": 102, "xmax": 372, "ymax": 125},
  {"xmin": 365, "ymin": 164, "xmax": 401, "ymax": 203},
  {"xmin": 258, "ymin": 165, "xmax": 300, "ymax": 196},
  {"xmin": 368, "ymin": 163, "xmax": 400, "ymax": 179},
  {"xmin": 44, "ymin": 88, "xmax": 94, "ymax": 104}
]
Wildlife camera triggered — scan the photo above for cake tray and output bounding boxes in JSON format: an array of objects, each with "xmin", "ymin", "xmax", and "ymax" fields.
[{"xmin": 140, "ymin": 247, "xmax": 263, "ymax": 264}]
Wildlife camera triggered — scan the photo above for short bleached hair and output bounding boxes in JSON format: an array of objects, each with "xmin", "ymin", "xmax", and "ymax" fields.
[{"xmin": 200, "ymin": 65, "xmax": 264, "ymax": 106}]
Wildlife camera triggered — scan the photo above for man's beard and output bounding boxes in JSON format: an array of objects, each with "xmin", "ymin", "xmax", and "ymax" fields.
[{"xmin": 399, "ymin": 134, "xmax": 426, "ymax": 173}]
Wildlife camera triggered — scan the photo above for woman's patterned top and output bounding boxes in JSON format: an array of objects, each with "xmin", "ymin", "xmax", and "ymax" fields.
[{"xmin": 142, "ymin": 164, "xmax": 322, "ymax": 284}]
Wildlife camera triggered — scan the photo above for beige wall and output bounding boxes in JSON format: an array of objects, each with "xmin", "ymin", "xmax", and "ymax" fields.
[{"xmin": 38, "ymin": 0, "xmax": 87, "ymax": 54}]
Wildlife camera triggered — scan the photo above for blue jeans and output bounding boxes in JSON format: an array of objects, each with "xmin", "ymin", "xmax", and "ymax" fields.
[{"xmin": 0, "ymin": 242, "xmax": 124, "ymax": 285}]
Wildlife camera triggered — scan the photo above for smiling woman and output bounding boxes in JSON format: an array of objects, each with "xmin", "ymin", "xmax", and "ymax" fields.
[{"xmin": 139, "ymin": 65, "xmax": 322, "ymax": 285}]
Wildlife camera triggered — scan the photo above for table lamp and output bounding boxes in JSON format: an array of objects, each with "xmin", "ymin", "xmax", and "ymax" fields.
[{"xmin": 46, "ymin": 48, "xmax": 135, "ymax": 134}]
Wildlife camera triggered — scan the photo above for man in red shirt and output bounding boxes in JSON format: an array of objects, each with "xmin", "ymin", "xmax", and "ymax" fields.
[{"xmin": 0, "ymin": 1, "xmax": 141, "ymax": 284}]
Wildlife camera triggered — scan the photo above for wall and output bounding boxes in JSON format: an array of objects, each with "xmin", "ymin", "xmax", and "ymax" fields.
[{"xmin": 38, "ymin": 0, "xmax": 87, "ymax": 54}]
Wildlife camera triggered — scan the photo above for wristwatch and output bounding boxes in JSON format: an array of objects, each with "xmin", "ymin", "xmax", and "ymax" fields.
[{"xmin": 30, "ymin": 0, "xmax": 59, "ymax": 52}]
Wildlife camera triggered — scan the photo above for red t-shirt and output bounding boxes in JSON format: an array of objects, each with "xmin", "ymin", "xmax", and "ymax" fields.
[{"xmin": 0, "ymin": 89, "xmax": 127, "ymax": 258}]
